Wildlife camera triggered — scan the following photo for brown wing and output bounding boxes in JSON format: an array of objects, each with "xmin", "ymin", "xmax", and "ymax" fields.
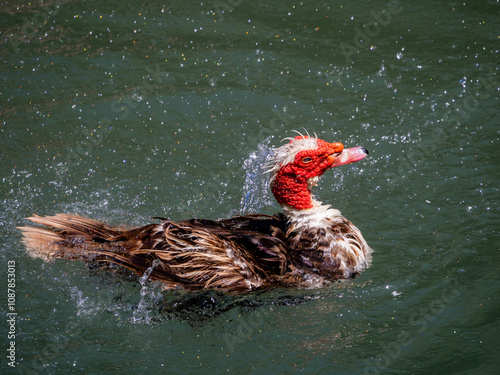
[{"xmin": 129, "ymin": 215, "xmax": 292, "ymax": 292}]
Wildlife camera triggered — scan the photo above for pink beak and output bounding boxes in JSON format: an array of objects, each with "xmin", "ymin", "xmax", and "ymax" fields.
[{"xmin": 327, "ymin": 146, "xmax": 369, "ymax": 168}]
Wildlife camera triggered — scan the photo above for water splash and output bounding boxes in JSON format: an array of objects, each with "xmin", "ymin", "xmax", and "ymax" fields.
[
  {"xmin": 69, "ymin": 286, "xmax": 110, "ymax": 317},
  {"xmin": 132, "ymin": 259, "xmax": 162, "ymax": 324},
  {"xmin": 240, "ymin": 137, "xmax": 275, "ymax": 214},
  {"xmin": 139, "ymin": 259, "xmax": 161, "ymax": 285},
  {"xmin": 70, "ymin": 286, "xmax": 92, "ymax": 316}
]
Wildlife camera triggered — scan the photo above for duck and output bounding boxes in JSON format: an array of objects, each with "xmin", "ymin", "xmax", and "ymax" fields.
[{"xmin": 18, "ymin": 133, "xmax": 373, "ymax": 293}]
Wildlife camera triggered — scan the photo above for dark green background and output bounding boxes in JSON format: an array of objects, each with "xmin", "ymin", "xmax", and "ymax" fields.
[{"xmin": 1, "ymin": 1, "xmax": 498, "ymax": 373}]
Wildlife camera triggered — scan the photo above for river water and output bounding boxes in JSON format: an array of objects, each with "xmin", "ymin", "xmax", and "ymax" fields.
[{"xmin": 1, "ymin": 1, "xmax": 498, "ymax": 374}]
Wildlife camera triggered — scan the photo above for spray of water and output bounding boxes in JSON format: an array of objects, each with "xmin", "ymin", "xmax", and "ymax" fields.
[
  {"xmin": 240, "ymin": 137, "xmax": 275, "ymax": 214},
  {"xmin": 132, "ymin": 259, "xmax": 162, "ymax": 324}
]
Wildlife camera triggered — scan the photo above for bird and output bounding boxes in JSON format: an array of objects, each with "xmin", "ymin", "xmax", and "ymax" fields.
[{"xmin": 18, "ymin": 133, "xmax": 373, "ymax": 293}]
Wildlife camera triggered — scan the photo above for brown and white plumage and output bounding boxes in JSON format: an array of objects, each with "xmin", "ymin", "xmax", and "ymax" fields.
[{"xmin": 18, "ymin": 134, "xmax": 373, "ymax": 293}]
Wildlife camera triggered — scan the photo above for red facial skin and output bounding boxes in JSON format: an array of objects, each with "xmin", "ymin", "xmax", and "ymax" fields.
[{"xmin": 271, "ymin": 137, "xmax": 367, "ymax": 210}]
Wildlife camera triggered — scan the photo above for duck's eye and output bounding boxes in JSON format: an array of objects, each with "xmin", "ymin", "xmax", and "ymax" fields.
[{"xmin": 302, "ymin": 157, "xmax": 313, "ymax": 163}]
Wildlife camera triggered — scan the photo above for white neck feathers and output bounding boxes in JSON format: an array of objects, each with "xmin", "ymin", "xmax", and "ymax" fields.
[{"xmin": 281, "ymin": 201, "xmax": 343, "ymax": 230}]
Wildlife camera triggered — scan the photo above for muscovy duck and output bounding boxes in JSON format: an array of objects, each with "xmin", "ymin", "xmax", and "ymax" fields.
[{"xmin": 19, "ymin": 134, "xmax": 372, "ymax": 293}]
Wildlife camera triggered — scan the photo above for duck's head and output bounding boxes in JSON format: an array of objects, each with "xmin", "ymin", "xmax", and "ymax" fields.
[{"xmin": 267, "ymin": 134, "xmax": 368, "ymax": 210}]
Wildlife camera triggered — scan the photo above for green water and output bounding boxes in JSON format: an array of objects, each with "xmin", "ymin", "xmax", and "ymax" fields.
[{"xmin": 1, "ymin": 0, "xmax": 499, "ymax": 374}]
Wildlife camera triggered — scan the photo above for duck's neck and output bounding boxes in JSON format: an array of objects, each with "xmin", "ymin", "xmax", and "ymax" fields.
[
  {"xmin": 271, "ymin": 172, "xmax": 314, "ymax": 210},
  {"xmin": 281, "ymin": 200, "xmax": 343, "ymax": 231},
  {"xmin": 271, "ymin": 171, "xmax": 343, "ymax": 229}
]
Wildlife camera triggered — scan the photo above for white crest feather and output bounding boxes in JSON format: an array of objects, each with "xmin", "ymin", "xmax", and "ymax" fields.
[{"xmin": 265, "ymin": 132, "xmax": 319, "ymax": 182}]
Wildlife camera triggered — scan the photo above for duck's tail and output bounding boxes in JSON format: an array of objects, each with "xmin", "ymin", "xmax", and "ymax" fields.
[{"xmin": 17, "ymin": 214, "xmax": 126, "ymax": 262}]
